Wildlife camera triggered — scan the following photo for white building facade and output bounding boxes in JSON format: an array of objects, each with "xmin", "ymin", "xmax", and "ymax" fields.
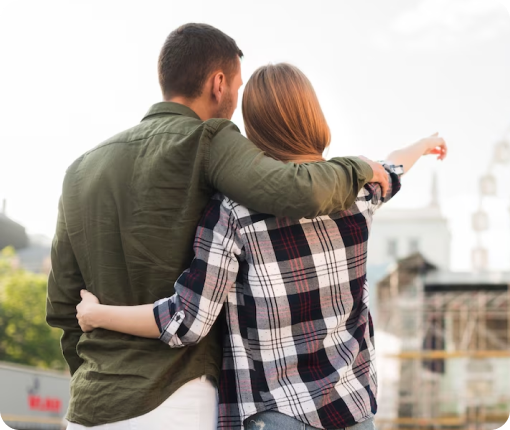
[{"xmin": 367, "ymin": 174, "xmax": 451, "ymax": 276}]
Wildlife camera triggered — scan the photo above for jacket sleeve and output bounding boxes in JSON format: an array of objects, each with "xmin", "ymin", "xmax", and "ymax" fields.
[
  {"xmin": 46, "ymin": 196, "xmax": 86, "ymax": 376},
  {"xmin": 207, "ymin": 121, "xmax": 373, "ymax": 219}
]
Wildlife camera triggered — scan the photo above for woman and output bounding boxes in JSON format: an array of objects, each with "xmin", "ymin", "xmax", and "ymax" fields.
[{"xmin": 76, "ymin": 63, "xmax": 447, "ymax": 430}]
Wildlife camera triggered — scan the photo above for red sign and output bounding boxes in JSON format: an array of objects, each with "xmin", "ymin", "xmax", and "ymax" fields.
[{"xmin": 28, "ymin": 394, "xmax": 62, "ymax": 413}]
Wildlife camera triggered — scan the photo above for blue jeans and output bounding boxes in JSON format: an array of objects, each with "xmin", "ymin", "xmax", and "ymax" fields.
[{"xmin": 244, "ymin": 411, "xmax": 375, "ymax": 430}]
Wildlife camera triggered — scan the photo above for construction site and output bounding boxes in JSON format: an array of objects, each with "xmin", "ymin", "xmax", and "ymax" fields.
[{"xmin": 373, "ymin": 254, "xmax": 510, "ymax": 430}]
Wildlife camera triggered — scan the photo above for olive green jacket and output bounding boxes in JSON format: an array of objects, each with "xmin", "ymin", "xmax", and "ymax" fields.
[{"xmin": 46, "ymin": 102, "xmax": 373, "ymax": 426}]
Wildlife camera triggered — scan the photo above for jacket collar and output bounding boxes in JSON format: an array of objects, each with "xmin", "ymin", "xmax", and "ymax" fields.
[{"xmin": 142, "ymin": 102, "xmax": 201, "ymax": 121}]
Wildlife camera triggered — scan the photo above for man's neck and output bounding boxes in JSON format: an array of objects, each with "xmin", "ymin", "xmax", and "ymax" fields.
[{"xmin": 166, "ymin": 96, "xmax": 211, "ymax": 121}]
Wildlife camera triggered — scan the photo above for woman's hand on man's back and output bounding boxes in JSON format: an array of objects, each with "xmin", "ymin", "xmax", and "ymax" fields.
[{"xmin": 76, "ymin": 289, "xmax": 101, "ymax": 332}]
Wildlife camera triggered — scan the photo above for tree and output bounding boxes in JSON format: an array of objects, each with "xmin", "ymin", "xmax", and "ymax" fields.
[{"xmin": 0, "ymin": 247, "xmax": 67, "ymax": 370}]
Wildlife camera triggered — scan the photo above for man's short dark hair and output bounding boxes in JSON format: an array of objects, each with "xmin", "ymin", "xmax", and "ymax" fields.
[{"xmin": 158, "ymin": 23, "xmax": 243, "ymax": 100}]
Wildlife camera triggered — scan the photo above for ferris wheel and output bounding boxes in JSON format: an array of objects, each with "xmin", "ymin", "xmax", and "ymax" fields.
[{"xmin": 471, "ymin": 130, "xmax": 510, "ymax": 271}]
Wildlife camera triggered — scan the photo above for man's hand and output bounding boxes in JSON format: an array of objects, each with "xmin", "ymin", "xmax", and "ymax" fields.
[
  {"xmin": 358, "ymin": 156, "xmax": 389, "ymax": 197},
  {"xmin": 76, "ymin": 290, "xmax": 101, "ymax": 332}
]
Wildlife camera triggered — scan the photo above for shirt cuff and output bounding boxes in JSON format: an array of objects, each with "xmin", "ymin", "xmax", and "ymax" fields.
[
  {"xmin": 380, "ymin": 162, "xmax": 404, "ymax": 176},
  {"xmin": 159, "ymin": 311, "xmax": 185, "ymax": 347},
  {"xmin": 153, "ymin": 298, "xmax": 185, "ymax": 347}
]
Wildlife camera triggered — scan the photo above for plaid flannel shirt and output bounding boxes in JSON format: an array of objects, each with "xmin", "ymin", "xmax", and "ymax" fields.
[{"xmin": 154, "ymin": 164, "xmax": 403, "ymax": 429}]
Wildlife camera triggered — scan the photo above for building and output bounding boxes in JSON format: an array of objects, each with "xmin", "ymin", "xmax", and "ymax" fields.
[
  {"xmin": 0, "ymin": 361, "xmax": 70, "ymax": 430},
  {"xmin": 368, "ymin": 173, "xmax": 450, "ymax": 272},
  {"xmin": 16, "ymin": 234, "xmax": 52, "ymax": 274},
  {"xmin": 366, "ymin": 173, "xmax": 451, "ymax": 319},
  {"xmin": 0, "ymin": 200, "xmax": 51, "ymax": 274},
  {"xmin": 0, "ymin": 199, "xmax": 29, "ymax": 250},
  {"xmin": 375, "ymin": 253, "xmax": 510, "ymax": 430}
]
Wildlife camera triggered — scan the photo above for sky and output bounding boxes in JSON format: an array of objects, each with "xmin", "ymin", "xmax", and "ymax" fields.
[{"xmin": 1, "ymin": 0, "xmax": 510, "ymax": 272}]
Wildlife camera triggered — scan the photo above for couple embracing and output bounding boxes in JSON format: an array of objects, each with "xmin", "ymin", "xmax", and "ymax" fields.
[{"xmin": 46, "ymin": 23, "xmax": 447, "ymax": 430}]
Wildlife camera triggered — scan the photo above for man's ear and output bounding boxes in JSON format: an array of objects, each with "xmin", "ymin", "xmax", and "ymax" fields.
[{"xmin": 211, "ymin": 71, "xmax": 225, "ymax": 103}]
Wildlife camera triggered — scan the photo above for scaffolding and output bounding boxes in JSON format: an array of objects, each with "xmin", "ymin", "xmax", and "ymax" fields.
[{"xmin": 375, "ymin": 254, "xmax": 510, "ymax": 430}]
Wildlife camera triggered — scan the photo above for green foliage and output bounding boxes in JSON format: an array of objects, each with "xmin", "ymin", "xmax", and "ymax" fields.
[{"xmin": 0, "ymin": 247, "xmax": 66, "ymax": 370}]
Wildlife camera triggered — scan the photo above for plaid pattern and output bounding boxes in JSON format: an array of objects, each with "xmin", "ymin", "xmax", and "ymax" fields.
[{"xmin": 154, "ymin": 164, "xmax": 403, "ymax": 429}]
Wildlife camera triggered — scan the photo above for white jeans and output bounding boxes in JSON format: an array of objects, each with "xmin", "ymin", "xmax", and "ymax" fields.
[{"xmin": 67, "ymin": 375, "xmax": 218, "ymax": 430}]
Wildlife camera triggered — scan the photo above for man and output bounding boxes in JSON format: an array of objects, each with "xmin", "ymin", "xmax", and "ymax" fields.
[{"xmin": 46, "ymin": 23, "xmax": 388, "ymax": 430}]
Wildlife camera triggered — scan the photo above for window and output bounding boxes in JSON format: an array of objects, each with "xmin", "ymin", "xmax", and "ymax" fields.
[
  {"xmin": 409, "ymin": 238, "xmax": 420, "ymax": 254},
  {"xmin": 387, "ymin": 239, "xmax": 398, "ymax": 258}
]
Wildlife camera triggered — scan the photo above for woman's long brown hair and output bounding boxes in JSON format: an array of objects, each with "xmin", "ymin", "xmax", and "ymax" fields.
[{"xmin": 242, "ymin": 63, "xmax": 331, "ymax": 163}]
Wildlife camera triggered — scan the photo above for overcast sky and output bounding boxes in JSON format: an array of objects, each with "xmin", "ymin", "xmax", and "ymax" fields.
[{"xmin": 1, "ymin": 0, "xmax": 510, "ymax": 272}]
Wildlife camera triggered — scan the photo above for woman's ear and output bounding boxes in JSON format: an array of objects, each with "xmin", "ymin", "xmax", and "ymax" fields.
[{"xmin": 211, "ymin": 71, "xmax": 225, "ymax": 103}]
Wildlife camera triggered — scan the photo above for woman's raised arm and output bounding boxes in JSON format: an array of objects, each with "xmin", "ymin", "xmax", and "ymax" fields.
[{"xmin": 386, "ymin": 133, "xmax": 447, "ymax": 173}]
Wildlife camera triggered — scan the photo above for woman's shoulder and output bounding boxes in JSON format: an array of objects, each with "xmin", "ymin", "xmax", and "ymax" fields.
[{"xmin": 212, "ymin": 193, "xmax": 275, "ymax": 228}]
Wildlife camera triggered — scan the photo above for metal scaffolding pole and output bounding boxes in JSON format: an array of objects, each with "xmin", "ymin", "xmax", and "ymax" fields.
[{"xmin": 375, "ymin": 258, "xmax": 510, "ymax": 430}]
